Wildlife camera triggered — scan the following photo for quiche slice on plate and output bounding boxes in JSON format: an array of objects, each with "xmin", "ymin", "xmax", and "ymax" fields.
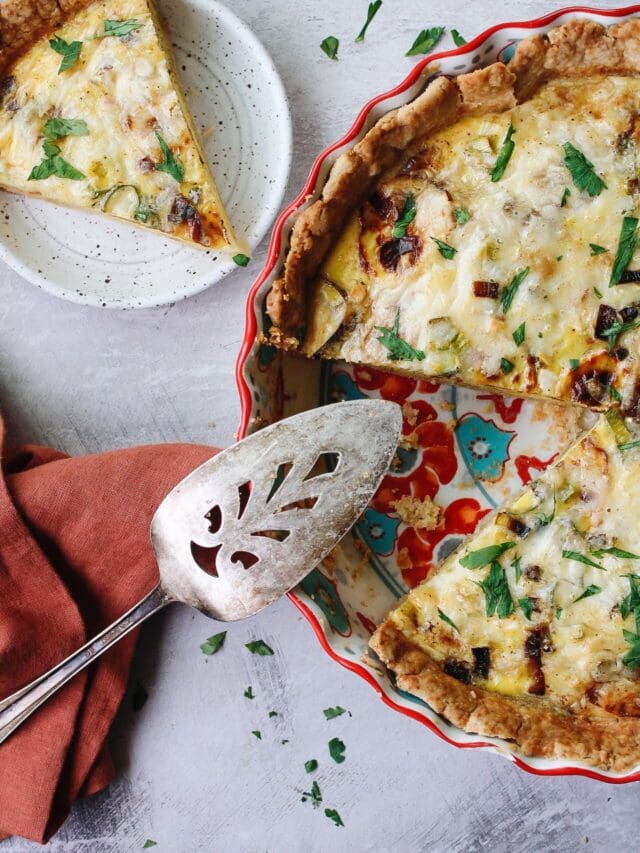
[
  {"xmin": 371, "ymin": 411, "xmax": 640, "ymax": 772},
  {"xmin": 0, "ymin": 0, "xmax": 238, "ymax": 251},
  {"xmin": 266, "ymin": 20, "xmax": 640, "ymax": 414}
]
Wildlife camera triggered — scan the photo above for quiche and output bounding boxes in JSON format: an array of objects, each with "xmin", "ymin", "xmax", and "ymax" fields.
[
  {"xmin": 0, "ymin": 0, "xmax": 238, "ymax": 251},
  {"xmin": 266, "ymin": 20, "xmax": 640, "ymax": 415},
  {"xmin": 371, "ymin": 411, "xmax": 640, "ymax": 772}
]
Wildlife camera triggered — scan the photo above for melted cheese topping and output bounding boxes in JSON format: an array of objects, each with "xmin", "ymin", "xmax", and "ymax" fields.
[
  {"xmin": 387, "ymin": 415, "xmax": 640, "ymax": 713},
  {"xmin": 0, "ymin": 0, "xmax": 236, "ymax": 250},
  {"xmin": 307, "ymin": 77, "xmax": 640, "ymax": 410}
]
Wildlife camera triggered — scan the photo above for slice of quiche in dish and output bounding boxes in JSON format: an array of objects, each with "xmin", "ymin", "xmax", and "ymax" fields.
[
  {"xmin": 266, "ymin": 19, "xmax": 640, "ymax": 414},
  {"xmin": 0, "ymin": 0, "xmax": 238, "ymax": 252},
  {"xmin": 371, "ymin": 411, "xmax": 640, "ymax": 772}
]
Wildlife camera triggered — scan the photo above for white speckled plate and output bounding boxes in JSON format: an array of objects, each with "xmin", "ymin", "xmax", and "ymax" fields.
[{"xmin": 0, "ymin": 0, "xmax": 291, "ymax": 308}]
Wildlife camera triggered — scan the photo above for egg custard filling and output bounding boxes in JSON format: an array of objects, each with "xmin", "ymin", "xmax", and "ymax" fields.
[{"xmin": 0, "ymin": 0, "xmax": 238, "ymax": 251}]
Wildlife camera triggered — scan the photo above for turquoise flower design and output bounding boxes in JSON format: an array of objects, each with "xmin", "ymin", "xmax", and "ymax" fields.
[
  {"xmin": 455, "ymin": 413, "xmax": 514, "ymax": 483},
  {"xmin": 356, "ymin": 508, "xmax": 400, "ymax": 556}
]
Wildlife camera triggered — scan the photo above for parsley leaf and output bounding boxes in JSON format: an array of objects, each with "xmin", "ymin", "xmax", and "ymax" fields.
[
  {"xmin": 376, "ymin": 311, "xmax": 425, "ymax": 361},
  {"xmin": 233, "ymin": 253, "xmax": 250, "ymax": 267},
  {"xmin": 101, "ymin": 19, "xmax": 142, "ymax": 37},
  {"xmin": 623, "ymin": 630, "xmax": 640, "ymax": 669},
  {"xmin": 620, "ymin": 439, "xmax": 640, "ymax": 451},
  {"xmin": 406, "ymin": 26, "xmax": 445, "ymax": 57},
  {"xmin": 437, "ymin": 608, "xmax": 459, "ymax": 632},
  {"xmin": 49, "ymin": 35, "xmax": 82, "ymax": 73},
  {"xmin": 29, "ymin": 155, "xmax": 85, "ymax": 181},
  {"xmin": 453, "ymin": 207, "xmax": 470, "ymax": 225},
  {"xmin": 501, "ymin": 267, "xmax": 529, "ymax": 314},
  {"xmin": 592, "ymin": 546, "xmax": 640, "ymax": 560},
  {"xmin": 324, "ymin": 808, "xmax": 345, "ymax": 827},
  {"xmin": 562, "ymin": 549, "xmax": 605, "ymax": 571},
  {"xmin": 512, "ymin": 322, "xmax": 526, "ymax": 347},
  {"xmin": 569, "ymin": 358, "xmax": 580, "ymax": 370},
  {"xmin": 155, "ymin": 131, "xmax": 184, "ymax": 183},
  {"xmin": 563, "ymin": 142, "xmax": 607, "ymax": 197},
  {"xmin": 594, "ymin": 286, "xmax": 603, "ymax": 298},
  {"xmin": 500, "ymin": 357, "xmax": 514, "ymax": 375},
  {"xmin": 590, "ymin": 243, "xmax": 608, "ymax": 256},
  {"xmin": 609, "ymin": 384, "xmax": 623, "ymax": 403},
  {"xmin": 355, "ymin": 1, "xmax": 382, "ymax": 41},
  {"xmin": 320, "ymin": 36, "xmax": 339, "ymax": 60},
  {"xmin": 513, "ymin": 554, "xmax": 522, "ymax": 583},
  {"xmin": 328, "ymin": 737, "xmax": 346, "ymax": 763},
  {"xmin": 460, "ymin": 541, "xmax": 515, "ymax": 570},
  {"xmin": 301, "ymin": 780, "xmax": 322, "ymax": 807},
  {"xmin": 251, "ymin": 730, "xmax": 262, "ymax": 739},
  {"xmin": 491, "ymin": 123, "xmax": 516, "ymax": 182},
  {"xmin": 478, "ymin": 561, "xmax": 514, "ymax": 618},
  {"xmin": 245, "ymin": 639, "xmax": 274, "ymax": 655},
  {"xmin": 244, "ymin": 685, "xmax": 254, "ymax": 699},
  {"xmin": 43, "ymin": 117, "xmax": 89, "ymax": 139},
  {"xmin": 200, "ymin": 631, "xmax": 226, "ymax": 655},
  {"xmin": 560, "ymin": 186, "xmax": 571, "ymax": 207},
  {"xmin": 574, "ymin": 584, "xmax": 602, "ymax": 603},
  {"xmin": 610, "ymin": 216, "xmax": 638, "ymax": 286},
  {"xmin": 600, "ymin": 317, "xmax": 640, "ymax": 351},
  {"xmin": 431, "ymin": 237, "xmax": 456, "ymax": 259},
  {"xmin": 392, "ymin": 193, "xmax": 416, "ymax": 238},
  {"xmin": 451, "ymin": 29, "xmax": 467, "ymax": 47},
  {"xmin": 620, "ymin": 574, "xmax": 640, "ymax": 620},
  {"xmin": 323, "ymin": 706, "xmax": 346, "ymax": 719},
  {"xmin": 305, "ymin": 759, "xmax": 318, "ymax": 773},
  {"xmin": 518, "ymin": 596, "xmax": 534, "ymax": 620}
]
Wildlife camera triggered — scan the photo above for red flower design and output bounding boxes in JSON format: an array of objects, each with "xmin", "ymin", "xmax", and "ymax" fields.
[
  {"xmin": 354, "ymin": 365, "xmax": 417, "ymax": 403},
  {"xmin": 515, "ymin": 453, "xmax": 557, "ymax": 485},
  {"xmin": 477, "ymin": 393, "xmax": 524, "ymax": 425}
]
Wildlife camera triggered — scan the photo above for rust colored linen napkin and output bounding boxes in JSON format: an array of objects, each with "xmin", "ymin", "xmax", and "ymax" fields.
[{"xmin": 0, "ymin": 419, "xmax": 215, "ymax": 843}]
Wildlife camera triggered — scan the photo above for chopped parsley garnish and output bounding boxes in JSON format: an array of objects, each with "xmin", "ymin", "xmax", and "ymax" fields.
[
  {"xmin": 437, "ymin": 608, "xmax": 459, "ymax": 632},
  {"xmin": 304, "ymin": 759, "xmax": 318, "ymax": 773},
  {"xmin": 245, "ymin": 639, "xmax": 274, "ymax": 655},
  {"xmin": 610, "ymin": 216, "xmax": 638, "ymax": 286},
  {"xmin": 592, "ymin": 546, "xmax": 640, "ymax": 560},
  {"xmin": 501, "ymin": 267, "xmax": 529, "ymax": 314},
  {"xmin": 491, "ymin": 123, "xmax": 516, "ymax": 182},
  {"xmin": 453, "ymin": 207, "xmax": 470, "ymax": 224},
  {"xmin": 244, "ymin": 686, "xmax": 254, "ymax": 699},
  {"xmin": 323, "ymin": 706, "xmax": 346, "ymax": 719},
  {"xmin": 620, "ymin": 439, "xmax": 640, "ymax": 451},
  {"xmin": 301, "ymin": 780, "xmax": 322, "ymax": 807},
  {"xmin": 251, "ymin": 730, "xmax": 262, "ymax": 739},
  {"xmin": 500, "ymin": 357, "xmax": 514, "ymax": 375},
  {"xmin": 392, "ymin": 193, "xmax": 416, "ymax": 238},
  {"xmin": 155, "ymin": 132, "xmax": 185, "ymax": 183},
  {"xmin": 49, "ymin": 35, "xmax": 82, "ymax": 73},
  {"xmin": 574, "ymin": 584, "xmax": 602, "ymax": 603},
  {"xmin": 569, "ymin": 358, "xmax": 580, "ymax": 370},
  {"xmin": 620, "ymin": 574, "xmax": 640, "ymax": 620},
  {"xmin": 451, "ymin": 29, "xmax": 467, "ymax": 46},
  {"xmin": 431, "ymin": 237, "xmax": 456, "ymax": 259},
  {"xmin": 609, "ymin": 384, "xmax": 623, "ymax": 403},
  {"xmin": 376, "ymin": 311, "xmax": 425, "ymax": 361},
  {"xmin": 406, "ymin": 26, "xmax": 445, "ymax": 56},
  {"xmin": 320, "ymin": 36, "xmax": 339, "ymax": 60},
  {"xmin": 44, "ymin": 117, "xmax": 89, "ymax": 139},
  {"xmin": 324, "ymin": 808, "xmax": 345, "ymax": 828},
  {"xmin": 590, "ymin": 243, "xmax": 608, "ymax": 256},
  {"xmin": 599, "ymin": 317, "xmax": 640, "ymax": 351},
  {"xmin": 478, "ymin": 561, "xmax": 514, "ymax": 618},
  {"xmin": 28, "ymin": 118, "xmax": 88, "ymax": 181},
  {"xmin": 513, "ymin": 555, "xmax": 522, "ymax": 583},
  {"xmin": 594, "ymin": 286, "xmax": 603, "ymax": 298},
  {"xmin": 562, "ymin": 549, "xmax": 605, "ymax": 571},
  {"xmin": 518, "ymin": 596, "xmax": 534, "ymax": 620},
  {"xmin": 101, "ymin": 19, "xmax": 142, "ymax": 37},
  {"xmin": 563, "ymin": 142, "xmax": 607, "ymax": 197},
  {"xmin": 623, "ymin": 625, "xmax": 640, "ymax": 669},
  {"xmin": 355, "ymin": 1, "xmax": 382, "ymax": 41},
  {"xmin": 200, "ymin": 631, "xmax": 226, "ymax": 655},
  {"xmin": 233, "ymin": 253, "xmax": 250, "ymax": 267},
  {"xmin": 143, "ymin": 842, "xmax": 157, "ymax": 850},
  {"xmin": 460, "ymin": 541, "xmax": 515, "ymax": 570},
  {"xmin": 512, "ymin": 322, "xmax": 526, "ymax": 347},
  {"xmin": 560, "ymin": 186, "xmax": 571, "ymax": 207},
  {"xmin": 328, "ymin": 737, "xmax": 346, "ymax": 764}
]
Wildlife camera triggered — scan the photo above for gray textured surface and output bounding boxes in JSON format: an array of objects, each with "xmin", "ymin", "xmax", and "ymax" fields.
[{"xmin": 1, "ymin": 1, "xmax": 638, "ymax": 850}]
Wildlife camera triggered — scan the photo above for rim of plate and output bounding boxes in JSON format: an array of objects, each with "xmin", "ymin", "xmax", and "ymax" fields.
[
  {"xmin": 0, "ymin": 0, "xmax": 292, "ymax": 309},
  {"xmin": 235, "ymin": 3, "xmax": 640, "ymax": 783}
]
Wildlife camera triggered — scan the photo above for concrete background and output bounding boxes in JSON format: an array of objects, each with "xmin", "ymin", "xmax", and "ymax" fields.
[{"xmin": 1, "ymin": 1, "xmax": 638, "ymax": 850}]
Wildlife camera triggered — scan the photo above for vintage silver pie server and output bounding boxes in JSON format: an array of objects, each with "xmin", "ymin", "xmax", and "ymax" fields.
[{"xmin": 0, "ymin": 399, "xmax": 401, "ymax": 744}]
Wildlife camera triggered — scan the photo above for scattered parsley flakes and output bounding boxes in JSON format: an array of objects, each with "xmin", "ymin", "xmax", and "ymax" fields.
[
  {"xmin": 453, "ymin": 207, "xmax": 470, "ymax": 224},
  {"xmin": 304, "ymin": 759, "xmax": 318, "ymax": 773},
  {"xmin": 574, "ymin": 584, "xmax": 602, "ymax": 603},
  {"xmin": 501, "ymin": 267, "xmax": 529, "ymax": 314},
  {"xmin": 155, "ymin": 131, "xmax": 184, "ymax": 183},
  {"xmin": 562, "ymin": 549, "xmax": 605, "ymax": 571},
  {"xmin": 320, "ymin": 36, "xmax": 339, "ymax": 60},
  {"xmin": 620, "ymin": 439, "xmax": 640, "ymax": 451},
  {"xmin": 491, "ymin": 123, "xmax": 516, "ymax": 182},
  {"xmin": 392, "ymin": 193, "xmax": 416, "ymax": 238},
  {"xmin": 512, "ymin": 322, "xmax": 526, "ymax": 347},
  {"xmin": 233, "ymin": 253, "xmax": 250, "ymax": 267},
  {"xmin": 460, "ymin": 541, "xmax": 516, "ymax": 570},
  {"xmin": 49, "ymin": 35, "xmax": 82, "ymax": 73},
  {"xmin": 245, "ymin": 639, "xmax": 274, "ymax": 655},
  {"xmin": 478, "ymin": 561, "xmax": 514, "ymax": 619},
  {"xmin": 437, "ymin": 608, "xmax": 459, "ymax": 632},
  {"xmin": 44, "ymin": 117, "xmax": 89, "ymax": 139},
  {"xmin": 621, "ymin": 574, "xmax": 640, "ymax": 620},
  {"xmin": 252, "ymin": 730, "xmax": 262, "ymax": 740},
  {"xmin": 610, "ymin": 383, "xmax": 623, "ymax": 403},
  {"xmin": 513, "ymin": 554, "xmax": 522, "ymax": 583},
  {"xmin": 610, "ymin": 216, "xmax": 638, "ymax": 286},
  {"xmin": 594, "ymin": 286, "xmax": 603, "ymax": 298},
  {"xmin": 569, "ymin": 358, "xmax": 580, "ymax": 370},
  {"xmin": 101, "ymin": 19, "xmax": 142, "ymax": 37},
  {"xmin": 132, "ymin": 681, "xmax": 148, "ymax": 712},
  {"xmin": 244, "ymin": 686, "xmax": 254, "ymax": 699},
  {"xmin": 324, "ymin": 808, "xmax": 345, "ymax": 827},
  {"xmin": 323, "ymin": 706, "xmax": 346, "ymax": 719},
  {"xmin": 376, "ymin": 311, "xmax": 425, "ymax": 362},
  {"xmin": 518, "ymin": 596, "xmax": 534, "ymax": 620},
  {"xmin": 355, "ymin": 0, "xmax": 382, "ymax": 41},
  {"xmin": 328, "ymin": 737, "xmax": 346, "ymax": 764},
  {"xmin": 29, "ymin": 117, "xmax": 89, "ymax": 181},
  {"xmin": 406, "ymin": 26, "xmax": 445, "ymax": 57},
  {"xmin": 200, "ymin": 631, "xmax": 226, "ymax": 655},
  {"xmin": 560, "ymin": 186, "xmax": 571, "ymax": 207},
  {"xmin": 301, "ymin": 780, "xmax": 322, "ymax": 807},
  {"xmin": 451, "ymin": 29, "xmax": 467, "ymax": 46},
  {"xmin": 143, "ymin": 842, "xmax": 157, "ymax": 850},
  {"xmin": 563, "ymin": 142, "xmax": 607, "ymax": 197},
  {"xmin": 592, "ymin": 546, "xmax": 640, "ymax": 560},
  {"xmin": 431, "ymin": 237, "xmax": 456, "ymax": 259},
  {"xmin": 590, "ymin": 243, "xmax": 608, "ymax": 256},
  {"xmin": 500, "ymin": 357, "xmax": 514, "ymax": 375}
]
